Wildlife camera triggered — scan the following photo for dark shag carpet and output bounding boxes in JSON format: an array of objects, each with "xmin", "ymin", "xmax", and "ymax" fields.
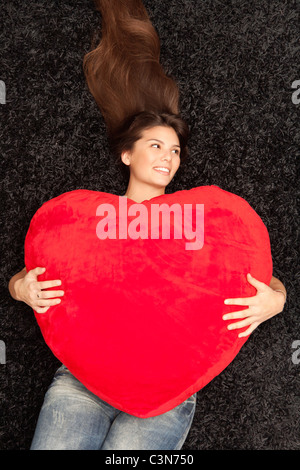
[{"xmin": 0, "ymin": 0, "xmax": 299, "ymax": 450}]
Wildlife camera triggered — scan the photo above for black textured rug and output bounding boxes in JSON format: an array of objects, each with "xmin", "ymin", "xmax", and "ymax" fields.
[{"xmin": 1, "ymin": 0, "xmax": 299, "ymax": 450}]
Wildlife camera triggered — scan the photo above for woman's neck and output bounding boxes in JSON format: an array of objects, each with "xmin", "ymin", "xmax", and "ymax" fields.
[{"xmin": 124, "ymin": 181, "xmax": 165, "ymax": 203}]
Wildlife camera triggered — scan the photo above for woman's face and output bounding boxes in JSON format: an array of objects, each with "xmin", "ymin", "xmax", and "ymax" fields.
[{"xmin": 121, "ymin": 126, "xmax": 181, "ymax": 190}]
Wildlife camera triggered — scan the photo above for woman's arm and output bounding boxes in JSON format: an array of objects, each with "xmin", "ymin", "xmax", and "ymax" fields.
[
  {"xmin": 8, "ymin": 267, "xmax": 64, "ymax": 314},
  {"xmin": 8, "ymin": 267, "xmax": 27, "ymax": 301},
  {"xmin": 223, "ymin": 273, "xmax": 286, "ymax": 338},
  {"xmin": 268, "ymin": 275, "xmax": 287, "ymax": 303}
]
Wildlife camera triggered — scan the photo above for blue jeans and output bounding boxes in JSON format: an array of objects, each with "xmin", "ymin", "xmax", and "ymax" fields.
[{"xmin": 30, "ymin": 365, "xmax": 196, "ymax": 450}]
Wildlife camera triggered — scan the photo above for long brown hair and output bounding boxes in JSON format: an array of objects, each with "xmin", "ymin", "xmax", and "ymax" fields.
[{"xmin": 83, "ymin": 0, "xmax": 189, "ymax": 173}]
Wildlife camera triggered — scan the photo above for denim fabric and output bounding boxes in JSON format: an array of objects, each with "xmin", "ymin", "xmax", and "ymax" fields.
[{"xmin": 30, "ymin": 365, "xmax": 196, "ymax": 450}]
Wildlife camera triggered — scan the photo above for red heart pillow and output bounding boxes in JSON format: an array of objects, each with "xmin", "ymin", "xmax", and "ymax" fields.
[{"xmin": 24, "ymin": 185, "xmax": 272, "ymax": 418}]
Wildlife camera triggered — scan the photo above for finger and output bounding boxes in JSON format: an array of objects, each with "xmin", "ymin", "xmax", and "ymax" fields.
[
  {"xmin": 38, "ymin": 280, "xmax": 62, "ymax": 290},
  {"xmin": 246, "ymin": 273, "xmax": 267, "ymax": 292},
  {"xmin": 36, "ymin": 298, "xmax": 62, "ymax": 307},
  {"xmin": 224, "ymin": 273, "xmax": 269, "ymax": 306},
  {"xmin": 238, "ymin": 322, "xmax": 259, "ymax": 338},
  {"xmin": 39, "ymin": 290, "xmax": 64, "ymax": 299},
  {"xmin": 223, "ymin": 308, "xmax": 251, "ymax": 321},
  {"xmin": 35, "ymin": 306, "xmax": 50, "ymax": 314},
  {"xmin": 224, "ymin": 297, "xmax": 255, "ymax": 306},
  {"xmin": 30, "ymin": 267, "xmax": 46, "ymax": 277},
  {"xmin": 227, "ymin": 317, "xmax": 255, "ymax": 331}
]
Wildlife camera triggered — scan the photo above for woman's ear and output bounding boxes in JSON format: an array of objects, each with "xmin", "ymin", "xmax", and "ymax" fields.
[{"xmin": 121, "ymin": 151, "xmax": 131, "ymax": 166}]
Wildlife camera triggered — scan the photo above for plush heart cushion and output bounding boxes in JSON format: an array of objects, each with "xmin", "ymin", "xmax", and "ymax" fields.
[{"xmin": 24, "ymin": 185, "xmax": 272, "ymax": 418}]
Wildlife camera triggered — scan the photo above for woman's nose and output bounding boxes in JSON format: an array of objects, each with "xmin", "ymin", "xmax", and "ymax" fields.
[{"xmin": 161, "ymin": 151, "xmax": 171, "ymax": 161}]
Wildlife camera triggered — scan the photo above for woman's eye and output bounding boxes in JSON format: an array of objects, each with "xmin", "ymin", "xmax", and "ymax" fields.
[{"xmin": 151, "ymin": 144, "xmax": 180, "ymax": 155}]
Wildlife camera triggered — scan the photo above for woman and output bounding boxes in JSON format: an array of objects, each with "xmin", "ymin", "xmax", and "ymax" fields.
[{"xmin": 9, "ymin": 0, "xmax": 286, "ymax": 450}]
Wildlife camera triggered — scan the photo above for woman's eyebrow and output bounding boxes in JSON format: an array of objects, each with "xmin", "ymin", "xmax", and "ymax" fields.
[{"xmin": 146, "ymin": 138, "xmax": 180, "ymax": 148}]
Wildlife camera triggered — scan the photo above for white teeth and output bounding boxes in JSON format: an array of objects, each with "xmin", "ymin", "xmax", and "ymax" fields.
[{"xmin": 154, "ymin": 167, "xmax": 170, "ymax": 173}]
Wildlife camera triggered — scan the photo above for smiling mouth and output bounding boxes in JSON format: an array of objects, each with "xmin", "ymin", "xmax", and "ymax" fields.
[{"xmin": 153, "ymin": 167, "xmax": 170, "ymax": 175}]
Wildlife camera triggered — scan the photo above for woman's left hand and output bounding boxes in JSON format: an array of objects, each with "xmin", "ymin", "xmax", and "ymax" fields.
[{"xmin": 222, "ymin": 273, "xmax": 286, "ymax": 338}]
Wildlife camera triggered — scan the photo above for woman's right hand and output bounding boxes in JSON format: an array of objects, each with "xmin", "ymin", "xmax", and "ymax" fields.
[{"xmin": 13, "ymin": 267, "xmax": 64, "ymax": 314}]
